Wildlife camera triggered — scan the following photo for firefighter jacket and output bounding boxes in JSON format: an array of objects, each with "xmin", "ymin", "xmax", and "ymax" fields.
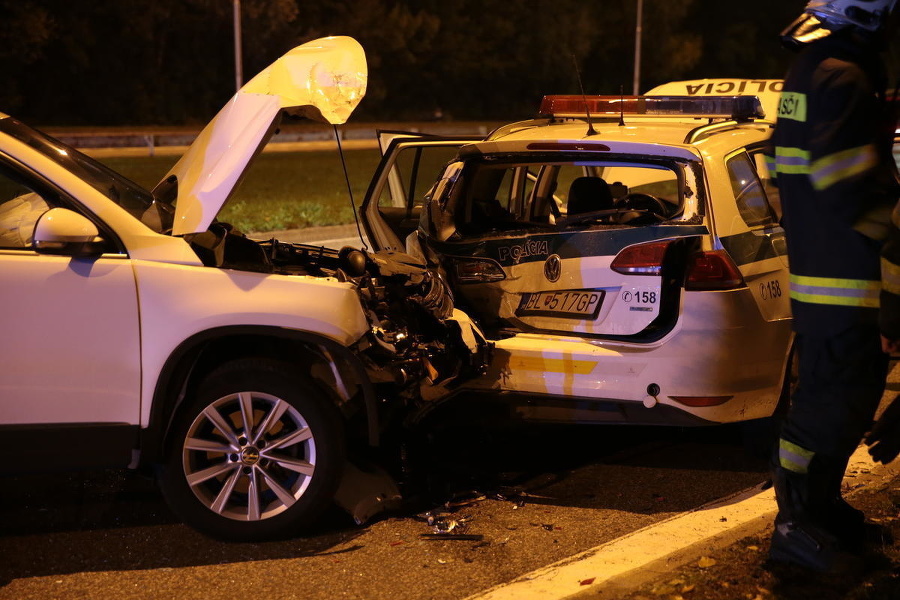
[{"xmin": 770, "ymin": 32, "xmax": 899, "ymax": 337}]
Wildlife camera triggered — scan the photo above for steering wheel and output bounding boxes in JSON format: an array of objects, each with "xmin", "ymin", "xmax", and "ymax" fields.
[
  {"xmin": 614, "ymin": 193, "xmax": 670, "ymax": 218},
  {"xmin": 558, "ymin": 208, "xmax": 622, "ymax": 226}
]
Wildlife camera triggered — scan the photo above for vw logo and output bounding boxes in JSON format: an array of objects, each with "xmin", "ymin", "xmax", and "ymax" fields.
[
  {"xmin": 544, "ymin": 254, "xmax": 561, "ymax": 282},
  {"xmin": 240, "ymin": 447, "xmax": 261, "ymax": 465}
]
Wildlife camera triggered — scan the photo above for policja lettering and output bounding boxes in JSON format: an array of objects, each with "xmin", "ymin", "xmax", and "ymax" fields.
[{"xmin": 497, "ymin": 239, "xmax": 550, "ymax": 264}]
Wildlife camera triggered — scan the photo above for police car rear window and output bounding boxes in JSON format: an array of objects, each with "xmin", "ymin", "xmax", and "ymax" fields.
[{"xmin": 451, "ymin": 156, "xmax": 686, "ymax": 235}]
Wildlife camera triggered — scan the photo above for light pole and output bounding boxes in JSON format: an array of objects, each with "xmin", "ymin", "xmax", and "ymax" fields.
[
  {"xmin": 233, "ymin": 0, "xmax": 243, "ymax": 91},
  {"xmin": 632, "ymin": 0, "xmax": 643, "ymax": 95}
]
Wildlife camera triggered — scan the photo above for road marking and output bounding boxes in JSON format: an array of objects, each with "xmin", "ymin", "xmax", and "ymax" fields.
[{"xmin": 465, "ymin": 445, "xmax": 900, "ymax": 600}]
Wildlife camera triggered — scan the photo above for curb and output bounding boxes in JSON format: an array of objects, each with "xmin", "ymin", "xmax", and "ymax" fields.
[{"xmin": 463, "ymin": 445, "xmax": 900, "ymax": 600}]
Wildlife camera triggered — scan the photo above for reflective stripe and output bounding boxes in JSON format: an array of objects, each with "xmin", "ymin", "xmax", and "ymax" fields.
[
  {"xmin": 773, "ymin": 144, "xmax": 878, "ymax": 191},
  {"xmin": 810, "ymin": 144, "xmax": 878, "ymax": 191},
  {"xmin": 779, "ymin": 438, "xmax": 814, "ymax": 473},
  {"xmin": 773, "ymin": 146, "xmax": 810, "ymax": 175},
  {"xmin": 789, "ymin": 274, "xmax": 881, "ymax": 308},
  {"xmin": 764, "ymin": 154, "xmax": 777, "ymax": 176},
  {"xmin": 508, "ymin": 356, "xmax": 597, "ymax": 375},
  {"xmin": 882, "ymin": 257, "xmax": 900, "ymax": 295}
]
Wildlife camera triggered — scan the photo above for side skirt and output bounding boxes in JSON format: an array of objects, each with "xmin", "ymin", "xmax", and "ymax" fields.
[{"xmin": 0, "ymin": 423, "xmax": 139, "ymax": 474}]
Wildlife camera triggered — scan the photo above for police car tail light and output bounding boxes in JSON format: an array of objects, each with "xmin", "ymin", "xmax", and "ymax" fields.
[
  {"xmin": 610, "ymin": 240, "xmax": 673, "ymax": 276},
  {"xmin": 670, "ymin": 395, "xmax": 734, "ymax": 407},
  {"xmin": 538, "ymin": 95, "xmax": 765, "ymax": 121},
  {"xmin": 450, "ymin": 257, "xmax": 507, "ymax": 283},
  {"xmin": 685, "ymin": 250, "xmax": 745, "ymax": 291}
]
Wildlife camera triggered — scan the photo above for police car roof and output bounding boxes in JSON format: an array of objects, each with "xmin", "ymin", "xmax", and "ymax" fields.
[
  {"xmin": 470, "ymin": 78, "xmax": 780, "ymax": 159},
  {"xmin": 479, "ymin": 117, "xmax": 771, "ymax": 160}
]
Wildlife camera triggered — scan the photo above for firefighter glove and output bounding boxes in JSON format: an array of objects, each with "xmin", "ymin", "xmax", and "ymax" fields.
[{"xmin": 866, "ymin": 394, "xmax": 900, "ymax": 464}]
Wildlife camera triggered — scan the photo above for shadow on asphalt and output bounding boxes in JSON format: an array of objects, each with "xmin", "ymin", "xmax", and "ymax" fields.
[
  {"xmin": 0, "ymin": 419, "xmax": 768, "ymax": 582},
  {"xmin": 410, "ymin": 414, "xmax": 769, "ymax": 513}
]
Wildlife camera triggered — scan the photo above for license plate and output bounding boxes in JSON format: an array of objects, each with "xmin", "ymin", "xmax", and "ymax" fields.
[{"xmin": 517, "ymin": 289, "xmax": 605, "ymax": 319}]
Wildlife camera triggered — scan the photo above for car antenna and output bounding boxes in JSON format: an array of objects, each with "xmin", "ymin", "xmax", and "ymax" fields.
[
  {"xmin": 618, "ymin": 85, "xmax": 627, "ymax": 127},
  {"xmin": 571, "ymin": 54, "xmax": 597, "ymax": 136},
  {"xmin": 333, "ymin": 124, "xmax": 368, "ymax": 252}
]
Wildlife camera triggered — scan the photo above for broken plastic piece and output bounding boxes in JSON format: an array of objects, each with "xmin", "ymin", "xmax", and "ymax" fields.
[{"xmin": 333, "ymin": 460, "xmax": 402, "ymax": 524}]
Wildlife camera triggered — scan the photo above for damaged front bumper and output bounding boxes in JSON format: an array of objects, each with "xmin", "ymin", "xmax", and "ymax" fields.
[{"xmin": 329, "ymin": 247, "xmax": 492, "ymax": 524}]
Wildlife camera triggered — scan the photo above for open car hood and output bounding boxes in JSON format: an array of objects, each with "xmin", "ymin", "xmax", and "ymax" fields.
[{"xmin": 157, "ymin": 36, "xmax": 367, "ymax": 236}]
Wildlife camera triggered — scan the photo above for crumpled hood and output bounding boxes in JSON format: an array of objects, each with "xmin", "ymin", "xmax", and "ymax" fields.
[{"xmin": 157, "ymin": 36, "xmax": 367, "ymax": 236}]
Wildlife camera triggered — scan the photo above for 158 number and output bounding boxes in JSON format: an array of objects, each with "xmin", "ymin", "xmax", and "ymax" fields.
[{"xmin": 760, "ymin": 280, "xmax": 783, "ymax": 300}]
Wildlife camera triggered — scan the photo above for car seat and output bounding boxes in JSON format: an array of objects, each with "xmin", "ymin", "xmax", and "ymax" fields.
[{"xmin": 566, "ymin": 177, "xmax": 614, "ymax": 216}]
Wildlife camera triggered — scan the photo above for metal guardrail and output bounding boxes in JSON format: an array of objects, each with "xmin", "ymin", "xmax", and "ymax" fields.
[{"xmin": 47, "ymin": 122, "xmax": 502, "ymax": 157}]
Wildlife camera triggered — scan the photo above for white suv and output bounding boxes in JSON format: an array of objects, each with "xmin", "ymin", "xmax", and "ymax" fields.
[
  {"xmin": 0, "ymin": 37, "xmax": 485, "ymax": 541},
  {"xmin": 362, "ymin": 80, "xmax": 795, "ymax": 429}
]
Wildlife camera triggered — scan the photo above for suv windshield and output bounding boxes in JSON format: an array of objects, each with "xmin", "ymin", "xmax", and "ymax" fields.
[
  {"xmin": 0, "ymin": 117, "xmax": 169, "ymax": 231},
  {"xmin": 440, "ymin": 154, "xmax": 690, "ymax": 238}
]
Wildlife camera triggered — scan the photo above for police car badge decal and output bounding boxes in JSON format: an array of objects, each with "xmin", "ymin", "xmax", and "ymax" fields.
[{"xmin": 544, "ymin": 254, "xmax": 561, "ymax": 282}]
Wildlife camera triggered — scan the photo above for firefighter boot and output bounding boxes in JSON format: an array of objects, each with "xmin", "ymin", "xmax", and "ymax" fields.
[
  {"xmin": 769, "ymin": 466, "xmax": 863, "ymax": 573},
  {"xmin": 822, "ymin": 458, "xmax": 893, "ymax": 551}
]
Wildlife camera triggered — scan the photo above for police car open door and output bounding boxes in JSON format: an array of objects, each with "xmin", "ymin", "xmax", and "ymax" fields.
[{"xmin": 360, "ymin": 131, "xmax": 479, "ymax": 253}]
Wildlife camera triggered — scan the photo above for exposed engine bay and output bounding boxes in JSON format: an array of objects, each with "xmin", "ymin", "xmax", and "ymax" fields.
[{"xmin": 187, "ymin": 223, "xmax": 489, "ymax": 403}]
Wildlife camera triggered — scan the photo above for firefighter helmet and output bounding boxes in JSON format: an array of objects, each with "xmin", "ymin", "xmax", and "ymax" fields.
[
  {"xmin": 782, "ymin": 0, "xmax": 898, "ymax": 47},
  {"xmin": 805, "ymin": 0, "xmax": 898, "ymax": 31}
]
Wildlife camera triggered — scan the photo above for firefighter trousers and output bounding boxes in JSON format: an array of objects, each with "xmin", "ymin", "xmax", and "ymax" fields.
[{"xmin": 781, "ymin": 322, "xmax": 889, "ymax": 466}]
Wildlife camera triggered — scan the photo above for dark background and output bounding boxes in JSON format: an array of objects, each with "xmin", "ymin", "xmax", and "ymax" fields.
[{"xmin": 0, "ymin": 0, "xmax": 893, "ymax": 127}]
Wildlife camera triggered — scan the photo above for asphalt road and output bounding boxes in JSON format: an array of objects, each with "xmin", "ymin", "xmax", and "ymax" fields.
[{"xmin": 0, "ymin": 421, "xmax": 771, "ymax": 600}]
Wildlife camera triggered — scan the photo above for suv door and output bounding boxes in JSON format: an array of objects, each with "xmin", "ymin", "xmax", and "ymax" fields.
[{"xmin": 0, "ymin": 157, "xmax": 140, "ymax": 469}]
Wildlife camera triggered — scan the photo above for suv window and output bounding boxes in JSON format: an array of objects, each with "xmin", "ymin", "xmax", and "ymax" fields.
[
  {"xmin": 0, "ymin": 117, "xmax": 157, "ymax": 225},
  {"xmin": 726, "ymin": 151, "xmax": 778, "ymax": 228},
  {"xmin": 0, "ymin": 163, "xmax": 51, "ymax": 249}
]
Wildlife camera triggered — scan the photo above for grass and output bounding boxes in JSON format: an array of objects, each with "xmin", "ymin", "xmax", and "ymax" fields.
[{"xmin": 99, "ymin": 149, "xmax": 384, "ymax": 233}]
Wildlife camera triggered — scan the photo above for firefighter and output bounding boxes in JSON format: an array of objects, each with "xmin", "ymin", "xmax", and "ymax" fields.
[
  {"xmin": 769, "ymin": 0, "xmax": 899, "ymax": 572},
  {"xmin": 867, "ymin": 123, "xmax": 900, "ymax": 463}
]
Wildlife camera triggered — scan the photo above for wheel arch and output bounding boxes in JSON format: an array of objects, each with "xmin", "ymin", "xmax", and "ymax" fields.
[{"xmin": 141, "ymin": 325, "xmax": 380, "ymax": 464}]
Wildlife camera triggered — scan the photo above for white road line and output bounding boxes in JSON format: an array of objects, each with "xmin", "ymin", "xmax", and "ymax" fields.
[{"xmin": 465, "ymin": 445, "xmax": 900, "ymax": 600}]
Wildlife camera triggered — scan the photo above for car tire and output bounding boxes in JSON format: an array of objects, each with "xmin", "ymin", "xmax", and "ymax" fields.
[{"xmin": 158, "ymin": 358, "xmax": 344, "ymax": 541}]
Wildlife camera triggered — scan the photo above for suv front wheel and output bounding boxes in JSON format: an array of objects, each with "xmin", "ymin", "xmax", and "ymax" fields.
[{"xmin": 158, "ymin": 358, "xmax": 344, "ymax": 541}]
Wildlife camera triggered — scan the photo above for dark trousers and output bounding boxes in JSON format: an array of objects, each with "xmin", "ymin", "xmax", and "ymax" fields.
[{"xmin": 781, "ymin": 323, "xmax": 889, "ymax": 463}]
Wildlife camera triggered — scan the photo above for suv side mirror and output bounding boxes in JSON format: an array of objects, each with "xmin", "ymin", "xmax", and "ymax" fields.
[{"xmin": 33, "ymin": 207, "xmax": 107, "ymax": 257}]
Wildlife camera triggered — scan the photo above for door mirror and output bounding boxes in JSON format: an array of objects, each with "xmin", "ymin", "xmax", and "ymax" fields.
[{"xmin": 33, "ymin": 207, "xmax": 106, "ymax": 257}]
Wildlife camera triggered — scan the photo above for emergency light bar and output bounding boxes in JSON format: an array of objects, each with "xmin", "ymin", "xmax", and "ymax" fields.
[{"xmin": 539, "ymin": 95, "xmax": 766, "ymax": 121}]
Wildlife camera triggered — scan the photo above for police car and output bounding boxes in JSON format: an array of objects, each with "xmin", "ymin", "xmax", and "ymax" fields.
[{"xmin": 362, "ymin": 79, "xmax": 795, "ymax": 427}]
